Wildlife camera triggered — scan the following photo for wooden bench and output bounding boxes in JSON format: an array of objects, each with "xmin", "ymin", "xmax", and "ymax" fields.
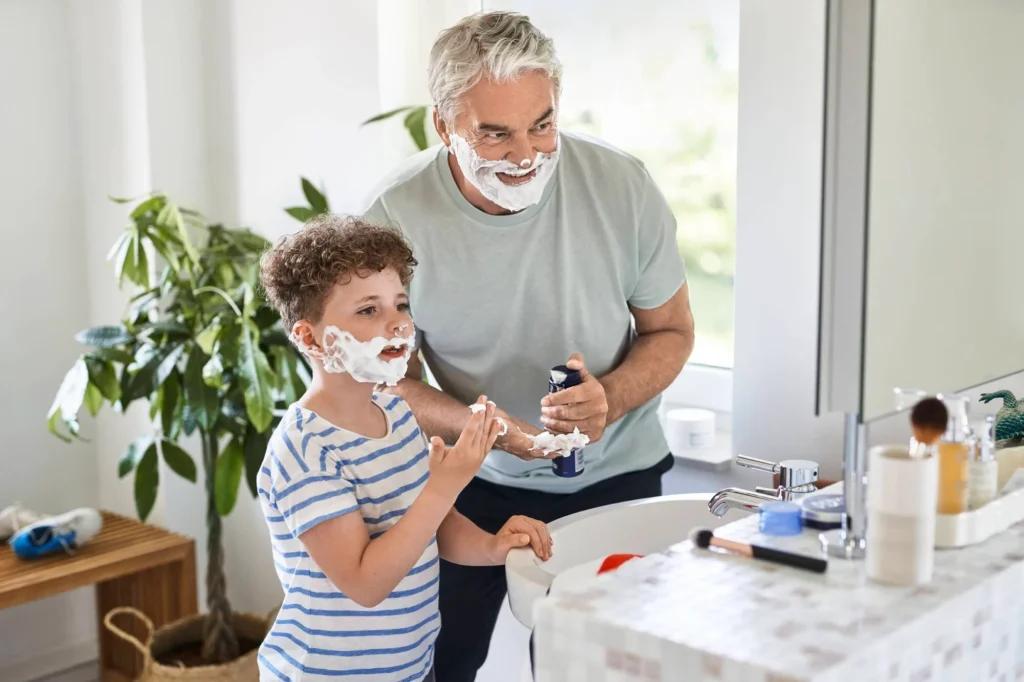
[{"xmin": 0, "ymin": 511, "xmax": 197, "ymax": 682}]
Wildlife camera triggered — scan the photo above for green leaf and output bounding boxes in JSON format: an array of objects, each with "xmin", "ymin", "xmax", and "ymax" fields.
[
  {"xmin": 361, "ymin": 105, "xmax": 418, "ymax": 125},
  {"xmin": 85, "ymin": 357, "xmax": 121, "ymax": 401},
  {"xmin": 202, "ymin": 354, "xmax": 225, "ymax": 388},
  {"xmin": 272, "ymin": 346, "xmax": 301, "ymax": 405},
  {"xmin": 301, "ymin": 178, "xmax": 328, "ymax": 213},
  {"xmin": 127, "ymin": 230, "xmax": 150, "ymax": 288},
  {"xmin": 146, "ymin": 231, "xmax": 181, "ymax": 272},
  {"xmin": 160, "ymin": 373, "xmax": 182, "ymax": 438},
  {"xmin": 238, "ymin": 322, "xmax": 275, "ymax": 433},
  {"xmin": 196, "ymin": 321, "xmax": 221, "ymax": 356},
  {"xmin": 46, "ymin": 358, "xmax": 90, "ymax": 440},
  {"xmin": 76, "ymin": 325, "xmax": 133, "ymax": 348},
  {"xmin": 84, "ymin": 382, "xmax": 104, "ymax": 417},
  {"xmin": 118, "ymin": 435, "xmax": 152, "ymax": 478},
  {"xmin": 161, "ymin": 439, "xmax": 197, "ymax": 483},
  {"xmin": 215, "ymin": 322, "xmax": 242, "ymax": 367},
  {"xmin": 156, "ymin": 201, "xmax": 199, "ymax": 264},
  {"xmin": 89, "ymin": 347, "xmax": 135, "ymax": 365},
  {"xmin": 134, "ymin": 442, "xmax": 160, "ymax": 521},
  {"xmin": 130, "ymin": 195, "xmax": 164, "ymax": 220},
  {"xmin": 215, "ymin": 438, "xmax": 245, "ymax": 516},
  {"xmin": 107, "ymin": 231, "xmax": 132, "ymax": 270},
  {"xmin": 403, "ymin": 107, "xmax": 429, "ymax": 151},
  {"xmin": 184, "ymin": 349, "xmax": 219, "ymax": 431},
  {"xmin": 243, "ymin": 424, "xmax": 270, "ymax": 498},
  {"xmin": 285, "ymin": 206, "xmax": 316, "ymax": 222},
  {"xmin": 123, "ymin": 344, "xmax": 184, "ymax": 403}
]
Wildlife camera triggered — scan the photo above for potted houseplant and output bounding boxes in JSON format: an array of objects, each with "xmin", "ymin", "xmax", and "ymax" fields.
[{"xmin": 47, "ymin": 191, "xmax": 314, "ymax": 678}]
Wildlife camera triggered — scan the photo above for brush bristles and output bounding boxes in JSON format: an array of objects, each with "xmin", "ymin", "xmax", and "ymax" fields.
[
  {"xmin": 690, "ymin": 528, "xmax": 714, "ymax": 549},
  {"xmin": 911, "ymin": 397, "xmax": 948, "ymax": 433}
]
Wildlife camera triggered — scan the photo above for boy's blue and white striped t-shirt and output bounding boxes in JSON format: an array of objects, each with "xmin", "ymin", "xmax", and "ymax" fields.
[{"xmin": 257, "ymin": 393, "xmax": 438, "ymax": 682}]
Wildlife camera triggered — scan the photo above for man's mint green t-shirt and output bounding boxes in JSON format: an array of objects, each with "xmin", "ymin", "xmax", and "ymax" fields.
[{"xmin": 362, "ymin": 132, "xmax": 686, "ymax": 494}]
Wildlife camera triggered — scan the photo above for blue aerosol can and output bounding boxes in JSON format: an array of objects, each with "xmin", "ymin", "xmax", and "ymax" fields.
[{"xmin": 548, "ymin": 364, "xmax": 584, "ymax": 477}]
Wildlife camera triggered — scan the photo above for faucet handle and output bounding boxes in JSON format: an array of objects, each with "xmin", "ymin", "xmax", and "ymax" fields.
[
  {"xmin": 736, "ymin": 454, "xmax": 780, "ymax": 474},
  {"xmin": 777, "ymin": 459, "xmax": 819, "ymax": 489}
]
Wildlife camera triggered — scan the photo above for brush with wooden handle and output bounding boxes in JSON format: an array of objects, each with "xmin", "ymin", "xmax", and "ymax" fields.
[{"xmin": 690, "ymin": 528, "xmax": 828, "ymax": 573}]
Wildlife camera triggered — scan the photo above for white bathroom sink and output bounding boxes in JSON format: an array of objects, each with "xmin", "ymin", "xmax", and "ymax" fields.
[{"xmin": 505, "ymin": 493, "xmax": 749, "ymax": 628}]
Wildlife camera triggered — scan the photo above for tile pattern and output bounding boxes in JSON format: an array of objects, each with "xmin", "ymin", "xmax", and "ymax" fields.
[{"xmin": 534, "ymin": 508, "xmax": 1024, "ymax": 682}]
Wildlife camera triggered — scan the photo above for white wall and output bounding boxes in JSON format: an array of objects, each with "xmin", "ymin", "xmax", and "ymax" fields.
[{"xmin": 0, "ymin": 2, "xmax": 99, "ymax": 679}]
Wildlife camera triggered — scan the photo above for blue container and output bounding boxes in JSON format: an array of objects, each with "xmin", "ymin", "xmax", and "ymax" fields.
[
  {"xmin": 758, "ymin": 501, "xmax": 804, "ymax": 536},
  {"xmin": 548, "ymin": 364, "xmax": 584, "ymax": 477}
]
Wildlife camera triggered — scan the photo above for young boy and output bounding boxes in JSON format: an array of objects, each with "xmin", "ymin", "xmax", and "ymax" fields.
[{"xmin": 257, "ymin": 214, "xmax": 552, "ymax": 682}]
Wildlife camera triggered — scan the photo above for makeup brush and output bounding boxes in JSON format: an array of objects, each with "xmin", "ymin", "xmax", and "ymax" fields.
[
  {"xmin": 910, "ymin": 397, "xmax": 948, "ymax": 457},
  {"xmin": 690, "ymin": 528, "xmax": 827, "ymax": 574}
]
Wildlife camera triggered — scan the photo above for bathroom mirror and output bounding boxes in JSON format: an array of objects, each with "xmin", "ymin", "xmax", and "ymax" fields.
[{"xmin": 818, "ymin": 0, "xmax": 1024, "ymax": 423}]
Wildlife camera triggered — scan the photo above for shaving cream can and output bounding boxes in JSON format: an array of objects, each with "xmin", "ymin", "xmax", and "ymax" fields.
[{"xmin": 548, "ymin": 365, "xmax": 584, "ymax": 477}]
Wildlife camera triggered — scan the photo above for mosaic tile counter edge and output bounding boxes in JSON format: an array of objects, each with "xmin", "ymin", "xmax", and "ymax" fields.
[{"xmin": 533, "ymin": 485, "xmax": 1024, "ymax": 682}]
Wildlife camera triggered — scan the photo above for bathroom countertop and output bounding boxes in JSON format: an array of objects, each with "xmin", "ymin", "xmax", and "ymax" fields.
[{"xmin": 532, "ymin": 494, "xmax": 1024, "ymax": 682}]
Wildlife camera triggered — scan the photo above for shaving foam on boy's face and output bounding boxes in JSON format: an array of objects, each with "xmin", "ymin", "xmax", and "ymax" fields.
[
  {"xmin": 291, "ymin": 324, "xmax": 415, "ymax": 387},
  {"xmin": 448, "ymin": 133, "xmax": 559, "ymax": 213}
]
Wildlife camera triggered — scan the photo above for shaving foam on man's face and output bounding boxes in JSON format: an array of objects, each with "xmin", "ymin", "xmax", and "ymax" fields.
[{"xmin": 448, "ymin": 133, "xmax": 559, "ymax": 213}]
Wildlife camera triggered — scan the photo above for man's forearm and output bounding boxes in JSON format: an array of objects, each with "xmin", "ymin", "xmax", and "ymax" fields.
[
  {"xmin": 600, "ymin": 329, "xmax": 693, "ymax": 424},
  {"xmin": 390, "ymin": 378, "xmax": 540, "ymax": 455}
]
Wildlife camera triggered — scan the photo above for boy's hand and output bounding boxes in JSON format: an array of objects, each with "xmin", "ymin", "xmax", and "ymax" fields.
[
  {"xmin": 489, "ymin": 515, "xmax": 553, "ymax": 563},
  {"xmin": 426, "ymin": 396, "xmax": 502, "ymax": 503}
]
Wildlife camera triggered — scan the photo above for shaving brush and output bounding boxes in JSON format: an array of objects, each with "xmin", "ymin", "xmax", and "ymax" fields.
[{"xmin": 910, "ymin": 397, "xmax": 948, "ymax": 457}]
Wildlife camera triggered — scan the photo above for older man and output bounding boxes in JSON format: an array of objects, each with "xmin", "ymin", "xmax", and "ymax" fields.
[{"xmin": 364, "ymin": 11, "xmax": 695, "ymax": 680}]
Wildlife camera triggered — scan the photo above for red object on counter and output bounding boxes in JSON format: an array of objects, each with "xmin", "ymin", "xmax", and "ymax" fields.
[{"xmin": 596, "ymin": 553, "xmax": 644, "ymax": 574}]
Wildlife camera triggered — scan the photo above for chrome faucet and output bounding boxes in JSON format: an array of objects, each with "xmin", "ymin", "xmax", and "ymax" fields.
[{"xmin": 708, "ymin": 455, "xmax": 820, "ymax": 517}]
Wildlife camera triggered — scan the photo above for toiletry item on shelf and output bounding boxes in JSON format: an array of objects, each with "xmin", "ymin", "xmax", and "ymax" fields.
[
  {"xmin": 865, "ymin": 443, "xmax": 938, "ymax": 585},
  {"xmin": 758, "ymin": 501, "xmax": 803, "ymax": 536},
  {"xmin": 690, "ymin": 528, "xmax": 827, "ymax": 573},
  {"xmin": 969, "ymin": 416, "xmax": 999, "ymax": 509},
  {"xmin": 799, "ymin": 493, "xmax": 845, "ymax": 530},
  {"xmin": 935, "ymin": 394, "xmax": 972, "ymax": 514},
  {"xmin": 665, "ymin": 407, "xmax": 715, "ymax": 454},
  {"xmin": 909, "ymin": 397, "xmax": 948, "ymax": 458}
]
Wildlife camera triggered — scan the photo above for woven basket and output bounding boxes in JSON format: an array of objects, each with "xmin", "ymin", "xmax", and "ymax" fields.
[{"xmin": 103, "ymin": 606, "xmax": 269, "ymax": 681}]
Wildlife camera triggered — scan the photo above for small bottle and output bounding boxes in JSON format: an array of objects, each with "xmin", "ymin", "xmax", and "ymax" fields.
[
  {"xmin": 968, "ymin": 416, "xmax": 998, "ymax": 509},
  {"xmin": 548, "ymin": 365, "xmax": 584, "ymax": 478},
  {"xmin": 936, "ymin": 394, "xmax": 971, "ymax": 514}
]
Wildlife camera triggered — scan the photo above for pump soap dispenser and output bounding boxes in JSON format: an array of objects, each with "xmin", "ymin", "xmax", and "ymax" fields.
[{"xmin": 936, "ymin": 394, "xmax": 972, "ymax": 515}]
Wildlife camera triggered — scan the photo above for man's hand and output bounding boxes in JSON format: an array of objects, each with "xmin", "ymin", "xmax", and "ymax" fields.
[
  {"xmin": 493, "ymin": 407, "xmax": 558, "ymax": 462},
  {"xmin": 489, "ymin": 515, "xmax": 553, "ymax": 563},
  {"xmin": 425, "ymin": 396, "xmax": 502, "ymax": 503},
  {"xmin": 540, "ymin": 353, "xmax": 610, "ymax": 443}
]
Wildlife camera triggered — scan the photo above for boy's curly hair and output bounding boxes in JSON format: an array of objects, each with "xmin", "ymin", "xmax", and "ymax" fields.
[{"xmin": 259, "ymin": 213, "xmax": 417, "ymax": 330}]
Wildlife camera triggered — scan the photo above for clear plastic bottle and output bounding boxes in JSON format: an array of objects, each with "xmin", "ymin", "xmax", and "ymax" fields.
[
  {"xmin": 968, "ymin": 415, "xmax": 998, "ymax": 509},
  {"xmin": 936, "ymin": 394, "xmax": 972, "ymax": 515}
]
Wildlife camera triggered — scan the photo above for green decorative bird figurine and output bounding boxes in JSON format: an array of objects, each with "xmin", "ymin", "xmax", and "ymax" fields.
[{"xmin": 979, "ymin": 390, "xmax": 1024, "ymax": 443}]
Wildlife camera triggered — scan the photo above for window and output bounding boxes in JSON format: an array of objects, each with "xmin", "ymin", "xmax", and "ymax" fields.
[{"xmin": 483, "ymin": 1, "xmax": 739, "ymax": 371}]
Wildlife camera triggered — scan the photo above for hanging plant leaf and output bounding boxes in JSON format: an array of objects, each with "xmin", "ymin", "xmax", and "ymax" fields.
[
  {"xmin": 76, "ymin": 325, "xmax": 133, "ymax": 348},
  {"xmin": 301, "ymin": 178, "xmax": 329, "ymax": 214},
  {"xmin": 134, "ymin": 442, "xmax": 160, "ymax": 521},
  {"xmin": 161, "ymin": 439, "xmax": 197, "ymax": 483},
  {"xmin": 215, "ymin": 438, "xmax": 245, "ymax": 516}
]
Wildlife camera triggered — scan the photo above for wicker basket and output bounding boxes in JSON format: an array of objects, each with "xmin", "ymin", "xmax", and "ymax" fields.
[{"xmin": 103, "ymin": 606, "xmax": 268, "ymax": 681}]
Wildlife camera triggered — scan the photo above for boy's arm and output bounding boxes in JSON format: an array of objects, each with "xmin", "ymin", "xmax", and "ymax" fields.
[
  {"xmin": 295, "ymin": 398, "xmax": 503, "ymax": 607},
  {"xmin": 436, "ymin": 509, "xmax": 552, "ymax": 566},
  {"xmin": 301, "ymin": 486, "xmax": 451, "ymax": 607}
]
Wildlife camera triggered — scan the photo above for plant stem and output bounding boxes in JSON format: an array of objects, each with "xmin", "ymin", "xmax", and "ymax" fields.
[{"xmin": 200, "ymin": 430, "xmax": 240, "ymax": 662}]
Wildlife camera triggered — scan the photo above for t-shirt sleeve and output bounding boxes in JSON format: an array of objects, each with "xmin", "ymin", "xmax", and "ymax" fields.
[
  {"xmin": 266, "ymin": 425, "xmax": 359, "ymax": 538},
  {"xmin": 629, "ymin": 170, "xmax": 687, "ymax": 310}
]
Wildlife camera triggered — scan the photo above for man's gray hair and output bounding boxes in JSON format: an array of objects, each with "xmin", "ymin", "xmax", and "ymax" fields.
[{"xmin": 428, "ymin": 11, "xmax": 562, "ymax": 124}]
